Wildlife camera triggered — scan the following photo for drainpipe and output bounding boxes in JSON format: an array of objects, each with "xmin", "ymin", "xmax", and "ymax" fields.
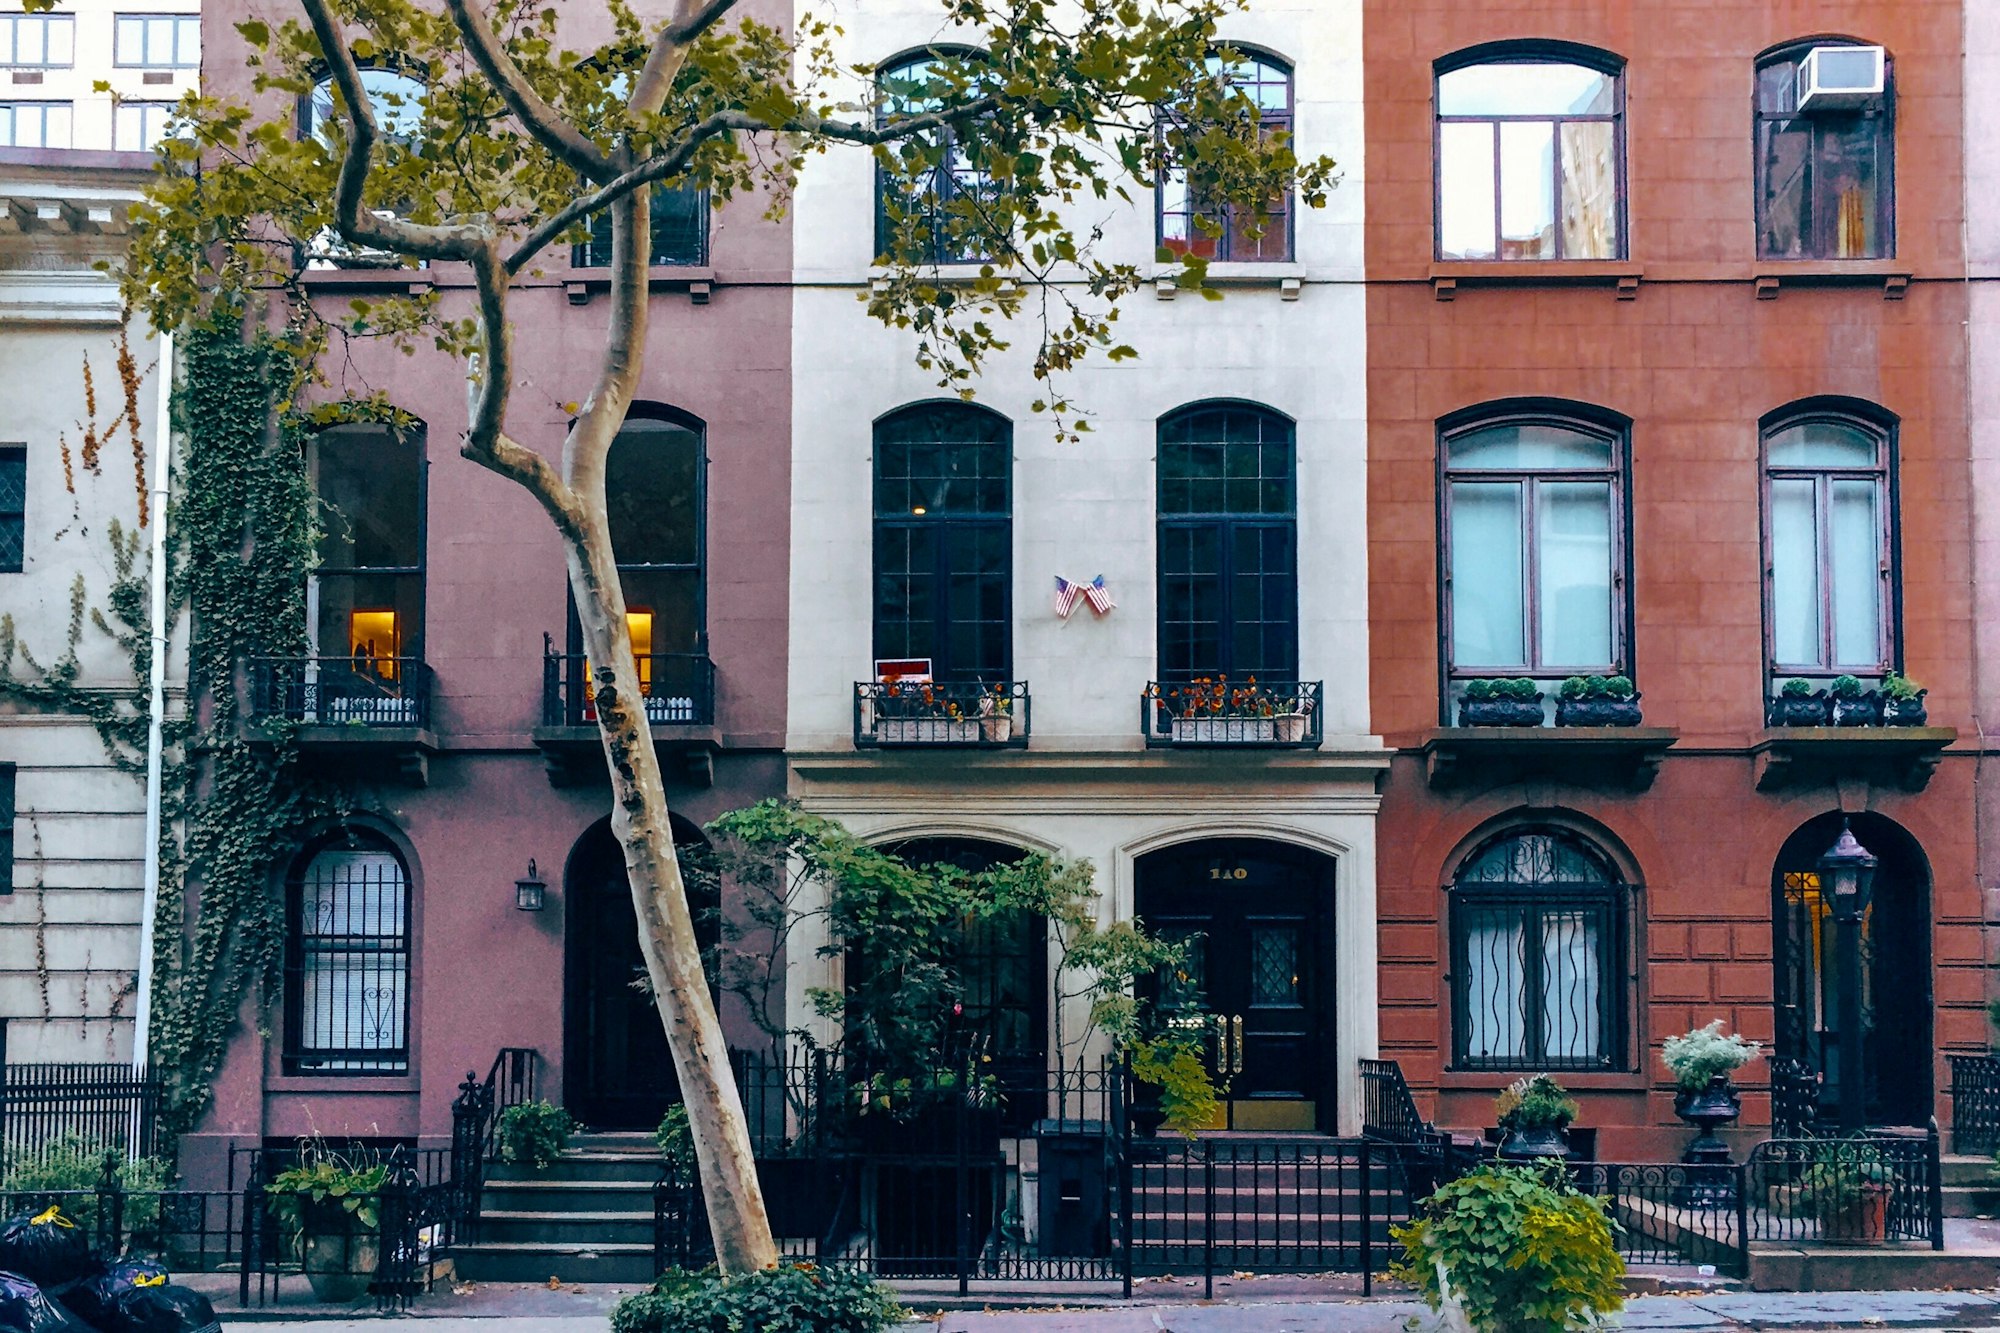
[{"xmin": 132, "ymin": 326, "xmax": 174, "ymax": 1078}]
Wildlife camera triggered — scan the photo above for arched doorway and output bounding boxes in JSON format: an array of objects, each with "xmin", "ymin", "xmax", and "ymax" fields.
[
  {"xmin": 563, "ymin": 814, "xmax": 718, "ymax": 1129},
  {"xmin": 1133, "ymin": 838, "xmax": 1335, "ymax": 1132},
  {"xmin": 1772, "ymin": 813, "xmax": 1933, "ymax": 1127}
]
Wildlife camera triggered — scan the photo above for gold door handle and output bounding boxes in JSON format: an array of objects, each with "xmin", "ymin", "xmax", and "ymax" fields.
[{"xmin": 1231, "ymin": 1015, "xmax": 1246, "ymax": 1075}]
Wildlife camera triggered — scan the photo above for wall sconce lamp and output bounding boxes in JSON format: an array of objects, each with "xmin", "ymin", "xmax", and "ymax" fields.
[{"xmin": 515, "ymin": 859, "xmax": 547, "ymax": 912}]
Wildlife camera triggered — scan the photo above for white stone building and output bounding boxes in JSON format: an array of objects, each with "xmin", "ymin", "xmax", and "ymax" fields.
[
  {"xmin": 2, "ymin": 0, "xmax": 199, "ymax": 152},
  {"xmin": 785, "ymin": 0, "xmax": 1380, "ymax": 1131},
  {"xmin": 0, "ymin": 147, "xmax": 174, "ymax": 1063}
]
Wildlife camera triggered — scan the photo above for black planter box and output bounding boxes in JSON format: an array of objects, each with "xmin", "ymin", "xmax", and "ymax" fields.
[
  {"xmin": 1767, "ymin": 693, "xmax": 1832, "ymax": 727},
  {"xmin": 1884, "ymin": 692, "xmax": 1928, "ymax": 726},
  {"xmin": 1458, "ymin": 697, "xmax": 1545, "ymax": 727},
  {"xmin": 1555, "ymin": 695, "xmax": 1643, "ymax": 727},
  {"xmin": 1832, "ymin": 691, "xmax": 1884, "ymax": 727}
]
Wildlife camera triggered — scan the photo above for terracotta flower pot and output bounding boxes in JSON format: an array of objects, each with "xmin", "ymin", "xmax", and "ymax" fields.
[{"xmin": 1821, "ymin": 1183, "xmax": 1892, "ymax": 1244}]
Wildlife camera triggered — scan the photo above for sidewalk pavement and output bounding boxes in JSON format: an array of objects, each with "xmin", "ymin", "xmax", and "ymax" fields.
[{"xmin": 221, "ymin": 1283, "xmax": 2000, "ymax": 1332}]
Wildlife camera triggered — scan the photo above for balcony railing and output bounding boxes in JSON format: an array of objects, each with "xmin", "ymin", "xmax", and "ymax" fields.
[
  {"xmin": 251, "ymin": 656, "xmax": 433, "ymax": 728},
  {"xmin": 1143, "ymin": 679, "xmax": 1323, "ymax": 748},
  {"xmin": 542, "ymin": 649, "xmax": 716, "ymax": 728},
  {"xmin": 854, "ymin": 680, "xmax": 1030, "ymax": 748}
]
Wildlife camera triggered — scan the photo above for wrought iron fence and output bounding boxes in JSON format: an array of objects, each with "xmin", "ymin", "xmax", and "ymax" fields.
[
  {"xmin": 0, "ymin": 1179, "xmax": 247, "ymax": 1279},
  {"xmin": 251, "ymin": 656, "xmax": 434, "ymax": 728},
  {"xmin": 1769, "ymin": 1057, "xmax": 1825, "ymax": 1139},
  {"xmin": 1948, "ymin": 1054, "xmax": 2000, "ymax": 1155},
  {"xmin": 1, "ymin": 1063, "xmax": 163, "ymax": 1169},
  {"xmin": 853, "ymin": 680, "xmax": 1031, "ymax": 748},
  {"xmin": 1572, "ymin": 1162, "xmax": 1749, "ymax": 1277},
  {"xmin": 1744, "ymin": 1128, "xmax": 1943, "ymax": 1250},
  {"xmin": 542, "ymin": 646, "xmax": 715, "ymax": 728},
  {"xmin": 1142, "ymin": 680, "xmax": 1324, "ymax": 748}
]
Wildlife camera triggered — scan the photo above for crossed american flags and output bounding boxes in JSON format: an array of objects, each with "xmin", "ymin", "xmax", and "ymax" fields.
[{"xmin": 1053, "ymin": 575, "xmax": 1115, "ymax": 619}]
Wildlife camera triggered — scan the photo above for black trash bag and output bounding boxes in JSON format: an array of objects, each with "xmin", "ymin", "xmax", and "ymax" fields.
[
  {"xmin": 0, "ymin": 1210, "xmax": 93, "ymax": 1289},
  {"xmin": 100, "ymin": 1284, "xmax": 220, "ymax": 1333},
  {"xmin": 62, "ymin": 1259, "xmax": 169, "ymax": 1328},
  {"xmin": 0, "ymin": 1271, "xmax": 95, "ymax": 1333}
]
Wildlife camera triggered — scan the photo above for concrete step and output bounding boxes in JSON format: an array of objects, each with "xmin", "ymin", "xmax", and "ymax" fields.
[
  {"xmin": 569, "ymin": 1131, "xmax": 660, "ymax": 1154},
  {"xmin": 488, "ymin": 1152, "xmax": 668, "ymax": 1184},
  {"xmin": 1129, "ymin": 1218, "xmax": 1396, "ymax": 1244},
  {"xmin": 473, "ymin": 1209, "xmax": 656, "ymax": 1246},
  {"xmin": 453, "ymin": 1240, "xmax": 657, "ymax": 1285},
  {"xmin": 480, "ymin": 1178, "xmax": 658, "ymax": 1214},
  {"xmin": 1940, "ymin": 1154, "xmax": 1993, "ymax": 1187},
  {"xmin": 1748, "ymin": 1242, "xmax": 2000, "ymax": 1292},
  {"xmin": 1941, "ymin": 1183, "xmax": 2000, "ymax": 1218}
]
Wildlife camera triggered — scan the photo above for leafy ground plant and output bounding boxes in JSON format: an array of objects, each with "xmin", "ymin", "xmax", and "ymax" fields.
[
  {"xmin": 1392, "ymin": 1162, "xmax": 1625, "ymax": 1333},
  {"xmin": 0, "ymin": 1135, "xmax": 171, "ymax": 1237},
  {"xmin": 497, "ymin": 1101, "xmax": 575, "ymax": 1171},
  {"xmin": 265, "ymin": 1141, "xmax": 390, "ymax": 1237},
  {"xmin": 611, "ymin": 1264, "xmax": 905, "ymax": 1333}
]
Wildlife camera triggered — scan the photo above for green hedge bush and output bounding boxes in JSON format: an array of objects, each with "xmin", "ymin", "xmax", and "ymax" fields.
[{"xmin": 611, "ymin": 1265, "xmax": 904, "ymax": 1333}]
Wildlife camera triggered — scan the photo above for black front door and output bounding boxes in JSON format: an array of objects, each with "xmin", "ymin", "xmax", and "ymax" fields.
[
  {"xmin": 564, "ymin": 820, "xmax": 716, "ymax": 1130},
  {"xmin": 1135, "ymin": 839, "xmax": 1333, "ymax": 1131}
]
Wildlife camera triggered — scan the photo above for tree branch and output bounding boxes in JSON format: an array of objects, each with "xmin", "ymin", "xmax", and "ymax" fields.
[
  {"xmin": 441, "ymin": 0, "xmax": 615, "ymax": 182},
  {"xmin": 460, "ymin": 246, "xmax": 585, "ymax": 538},
  {"xmin": 661, "ymin": 0, "xmax": 740, "ymax": 47}
]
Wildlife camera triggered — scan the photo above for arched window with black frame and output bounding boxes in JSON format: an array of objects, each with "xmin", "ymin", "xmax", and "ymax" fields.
[
  {"xmin": 307, "ymin": 419, "xmax": 427, "ymax": 680},
  {"xmin": 284, "ymin": 828, "xmax": 413, "ymax": 1075},
  {"xmin": 1440, "ymin": 405, "xmax": 1629, "ymax": 718},
  {"xmin": 872, "ymin": 403, "xmax": 1011, "ymax": 682},
  {"xmin": 299, "ymin": 61, "xmax": 428, "ymax": 269},
  {"xmin": 1158, "ymin": 49, "xmax": 1295, "ymax": 263},
  {"xmin": 875, "ymin": 49, "xmax": 1000, "ymax": 265},
  {"xmin": 1761, "ymin": 403, "xmax": 1896, "ymax": 692},
  {"xmin": 1435, "ymin": 44, "xmax": 1625, "ymax": 261},
  {"xmin": 1156, "ymin": 402, "xmax": 1297, "ymax": 681},
  {"xmin": 564, "ymin": 405, "xmax": 707, "ymax": 724},
  {"xmin": 575, "ymin": 186, "xmax": 709, "ymax": 268},
  {"xmin": 1450, "ymin": 826, "xmax": 1625, "ymax": 1072},
  {"xmin": 1756, "ymin": 39, "xmax": 1893, "ymax": 261}
]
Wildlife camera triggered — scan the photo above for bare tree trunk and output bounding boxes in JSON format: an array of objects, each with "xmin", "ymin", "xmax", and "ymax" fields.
[{"xmin": 565, "ymin": 510, "xmax": 778, "ymax": 1274}]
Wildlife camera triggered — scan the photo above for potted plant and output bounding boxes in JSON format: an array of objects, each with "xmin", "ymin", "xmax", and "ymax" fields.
[
  {"xmin": 1768, "ymin": 678, "xmax": 1832, "ymax": 727},
  {"xmin": 1273, "ymin": 692, "xmax": 1314, "ymax": 743},
  {"xmin": 1663, "ymin": 1021, "xmax": 1760, "ymax": 1175},
  {"xmin": 1458, "ymin": 678, "xmax": 1545, "ymax": 728},
  {"xmin": 979, "ymin": 687, "xmax": 1014, "ymax": 743},
  {"xmin": 1789, "ymin": 1139, "xmax": 1896, "ymax": 1244},
  {"xmin": 1391, "ymin": 1162, "xmax": 1625, "ymax": 1333},
  {"xmin": 1881, "ymin": 672, "xmax": 1929, "ymax": 726},
  {"xmin": 1554, "ymin": 675, "xmax": 1642, "ymax": 727},
  {"xmin": 266, "ymin": 1144, "xmax": 390, "ymax": 1303},
  {"xmin": 1495, "ymin": 1075, "xmax": 1578, "ymax": 1162},
  {"xmin": 1830, "ymin": 674, "xmax": 1883, "ymax": 727},
  {"xmin": 496, "ymin": 1100, "xmax": 574, "ymax": 1171}
]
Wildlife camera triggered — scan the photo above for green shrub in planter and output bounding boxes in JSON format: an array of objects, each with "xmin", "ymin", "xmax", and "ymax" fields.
[
  {"xmin": 1392, "ymin": 1163, "xmax": 1625, "ymax": 1333},
  {"xmin": 611, "ymin": 1265, "xmax": 905, "ymax": 1333},
  {"xmin": 1661, "ymin": 1020, "xmax": 1760, "ymax": 1093},
  {"xmin": 497, "ymin": 1101, "xmax": 574, "ymax": 1171},
  {"xmin": 1781, "ymin": 678, "xmax": 1815, "ymax": 698}
]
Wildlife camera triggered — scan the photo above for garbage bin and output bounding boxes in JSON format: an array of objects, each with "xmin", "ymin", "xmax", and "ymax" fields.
[{"xmin": 1032, "ymin": 1118, "xmax": 1113, "ymax": 1257}]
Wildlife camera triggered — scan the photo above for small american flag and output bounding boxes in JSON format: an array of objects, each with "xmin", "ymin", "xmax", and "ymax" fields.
[
  {"xmin": 1053, "ymin": 576, "xmax": 1084, "ymax": 619},
  {"xmin": 1082, "ymin": 575, "xmax": 1116, "ymax": 616}
]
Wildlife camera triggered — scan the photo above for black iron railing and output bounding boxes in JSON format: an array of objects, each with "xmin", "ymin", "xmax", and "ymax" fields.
[
  {"xmin": 0, "ymin": 1175, "xmax": 247, "ymax": 1285},
  {"xmin": 1744, "ymin": 1127, "xmax": 1943, "ymax": 1250},
  {"xmin": 1769, "ymin": 1057, "xmax": 1825, "ymax": 1139},
  {"xmin": 1572, "ymin": 1162, "xmax": 1750, "ymax": 1277},
  {"xmin": 1, "ymin": 1063, "xmax": 163, "ymax": 1170},
  {"xmin": 1359, "ymin": 1058, "xmax": 1432, "ymax": 1143},
  {"xmin": 853, "ymin": 681, "xmax": 1031, "ymax": 749},
  {"xmin": 542, "ymin": 646, "xmax": 715, "ymax": 728},
  {"xmin": 1948, "ymin": 1054, "xmax": 2000, "ymax": 1155},
  {"xmin": 1142, "ymin": 680, "xmax": 1323, "ymax": 748},
  {"xmin": 251, "ymin": 656, "xmax": 433, "ymax": 728}
]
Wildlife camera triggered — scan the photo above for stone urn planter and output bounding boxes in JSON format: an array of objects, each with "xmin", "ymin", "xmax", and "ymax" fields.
[
  {"xmin": 1555, "ymin": 694, "xmax": 1643, "ymax": 727},
  {"xmin": 1831, "ymin": 690, "xmax": 1884, "ymax": 727},
  {"xmin": 292, "ymin": 1206, "xmax": 380, "ymax": 1304},
  {"xmin": 1496, "ymin": 1123, "xmax": 1572, "ymax": 1162},
  {"xmin": 1768, "ymin": 692, "xmax": 1832, "ymax": 726},
  {"xmin": 1674, "ymin": 1075, "xmax": 1742, "ymax": 1206},
  {"xmin": 1883, "ymin": 691, "xmax": 1929, "ymax": 726},
  {"xmin": 1459, "ymin": 697, "xmax": 1545, "ymax": 728}
]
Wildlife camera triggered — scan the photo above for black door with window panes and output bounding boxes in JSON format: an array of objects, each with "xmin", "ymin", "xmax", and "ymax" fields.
[{"xmin": 1135, "ymin": 839, "xmax": 1332, "ymax": 1132}]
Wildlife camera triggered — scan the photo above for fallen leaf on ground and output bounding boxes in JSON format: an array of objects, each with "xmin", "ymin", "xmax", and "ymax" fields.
[{"xmin": 547, "ymin": 1276, "xmax": 562, "ymax": 1290}]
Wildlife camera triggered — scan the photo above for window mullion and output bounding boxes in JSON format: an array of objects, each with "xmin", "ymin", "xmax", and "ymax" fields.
[{"xmin": 1522, "ymin": 476, "xmax": 1541, "ymax": 674}]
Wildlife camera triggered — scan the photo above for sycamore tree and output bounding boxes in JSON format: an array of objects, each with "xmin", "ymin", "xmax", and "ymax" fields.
[{"xmin": 61, "ymin": 0, "xmax": 1334, "ymax": 1272}]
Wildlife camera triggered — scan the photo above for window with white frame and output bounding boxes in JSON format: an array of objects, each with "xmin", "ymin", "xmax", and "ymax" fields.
[
  {"xmin": 114, "ymin": 102, "xmax": 177, "ymax": 152},
  {"xmin": 114, "ymin": 14, "xmax": 198, "ymax": 68},
  {"xmin": 0, "ymin": 102, "xmax": 70, "ymax": 148},
  {"xmin": 0, "ymin": 14, "xmax": 74, "ymax": 68}
]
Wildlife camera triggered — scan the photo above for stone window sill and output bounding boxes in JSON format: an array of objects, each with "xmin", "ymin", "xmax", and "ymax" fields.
[
  {"xmin": 1429, "ymin": 260, "xmax": 1642, "ymax": 301},
  {"xmin": 1752, "ymin": 259, "xmax": 1912, "ymax": 300},
  {"xmin": 564, "ymin": 265, "xmax": 715, "ymax": 304}
]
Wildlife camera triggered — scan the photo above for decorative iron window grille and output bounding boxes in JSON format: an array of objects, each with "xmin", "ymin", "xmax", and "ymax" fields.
[
  {"xmin": 285, "ymin": 831, "xmax": 413, "ymax": 1074},
  {"xmin": 0, "ymin": 445, "xmax": 23, "ymax": 573},
  {"xmin": 1449, "ymin": 828, "xmax": 1624, "ymax": 1072}
]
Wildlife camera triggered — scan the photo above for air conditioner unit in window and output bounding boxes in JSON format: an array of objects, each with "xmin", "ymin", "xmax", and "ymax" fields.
[{"xmin": 1796, "ymin": 45, "xmax": 1886, "ymax": 114}]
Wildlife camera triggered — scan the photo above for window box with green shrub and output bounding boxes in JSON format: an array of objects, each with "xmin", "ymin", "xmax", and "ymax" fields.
[
  {"xmin": 1458, "ymin": 678, "xmax": 1545, "ymax": 728},
  {"xmin": 1554, "ymin": 675, "xmax": 1640, "ymax": 727},
  {"xmin": 1768, "ymin": 678, "xmax": 1831, "ymax": 727}
]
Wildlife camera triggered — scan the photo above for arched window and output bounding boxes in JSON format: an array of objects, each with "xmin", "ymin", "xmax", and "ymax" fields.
[
  {"xmin": 569, "ymin": 66, "xmax": 708, "ymax": 269},
  {"xmin": 1157, "ymin": 403, "xmax": 1297, "ymax": 680},
  {"xmin": 875, "ymin": 50, "xmax": 999, "ymax": 265},
  {"xmin": 1158, "ymin": 50, "xmax": 1295, "ymax": 263},
  {"xmin": 1435, "ymin": 48, "xmax": 1625, "ymax": 261},
  {"xmin": 1450, "ymin": 827, "xmax": 1624, "ymax": 1072},
  {"xmin": 308, "ymin": 420, "xmax": 426, "ymax": 680},
  {"xmin": 284, "ymin": 828, "xmax": 413, "ymax": 1074},
  {"xmin": 1762, "ymin": 406, "xmax": 1895, "ymax": 686},
  {"xmin": 872, "ymin": 404, "xmax": 1011, "ymax": 681},
  {"xmin": 300, "ymin": 63, "xmax": 428, "ymax": 268},
  {"xmin": 1441, "ymin": 408, "xmax": 1627, "ymax": 711},
  {"xmin": 1756, "ymin": 40, "xmax": 1893, "ymax": 260},
  {"xmin": 565, "ymin": 408, "xmax": 707, "ymax": 723}
]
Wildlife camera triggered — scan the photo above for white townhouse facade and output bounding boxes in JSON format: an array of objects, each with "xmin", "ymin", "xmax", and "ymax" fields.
[
  {"xmin": 785, "ymin": 0, "xmax": 1380, "ymax": 1133},
  {"xmin": 0, "ymin": 147, "xmax": 176, "ymax": 1063},
  {"xmin": 1, "ymin": 0, "xmax": 199, "ymax": 153}
]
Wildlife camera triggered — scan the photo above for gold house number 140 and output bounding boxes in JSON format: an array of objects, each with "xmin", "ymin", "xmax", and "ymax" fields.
[{"xmin": 1209, "ymin": 865, "xmax": 1250, "ymax": 881}]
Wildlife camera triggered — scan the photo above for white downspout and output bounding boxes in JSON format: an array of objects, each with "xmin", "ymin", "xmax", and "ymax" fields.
[{"xmin": 132, "ymin": 327, "xmax": 174, "ymax": 1078}]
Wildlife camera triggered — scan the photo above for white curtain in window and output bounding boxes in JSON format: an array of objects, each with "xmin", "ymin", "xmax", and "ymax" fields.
[
  {"xmin": 1463, "ymin": 914, "xmax": 1527, "ymax": 1062},
  {"xmin": 1451, "ymin": 481, "xmax": 1526, "ymax": 667},
  {"xmin": 1769, "ymin": 477, "xmax": 1820, "ymax": 666},
  {"xmin": 1537, "ymin": 481, "xmax": 1612, "ymax": 667},
  {"xmin": 1830, "ymin": 479, "xmax": 1881, "ymax": 667},
  {"xmin": 1540, "ymin": 910, "xmax": 1602, "ymax": 1062}
]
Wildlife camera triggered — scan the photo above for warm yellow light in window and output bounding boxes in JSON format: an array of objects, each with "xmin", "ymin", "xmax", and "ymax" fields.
[
  {"xmin": 349, "ymin": 609, "xmax": 398, "ymax": 678},
  {"xmin": 583, "ymin": 610, "xmax": 655, "ymax": 706},
  {"xmin": 912, "ymin": 506, "xmax": 927, "ymax": 515}
]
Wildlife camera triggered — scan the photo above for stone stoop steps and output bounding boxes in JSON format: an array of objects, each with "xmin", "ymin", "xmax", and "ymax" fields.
[
  {"xmin": 454, "ymin": 1131, "xmax": 663, "ymax": 1285},
  {"xmin": 1126, "ymin": 1146, "xmax": 1400, "ymax": 1271},
  {"xmin": 1942, "ymin": 1153, "xmax": 2000, "ymax": 1218}
]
